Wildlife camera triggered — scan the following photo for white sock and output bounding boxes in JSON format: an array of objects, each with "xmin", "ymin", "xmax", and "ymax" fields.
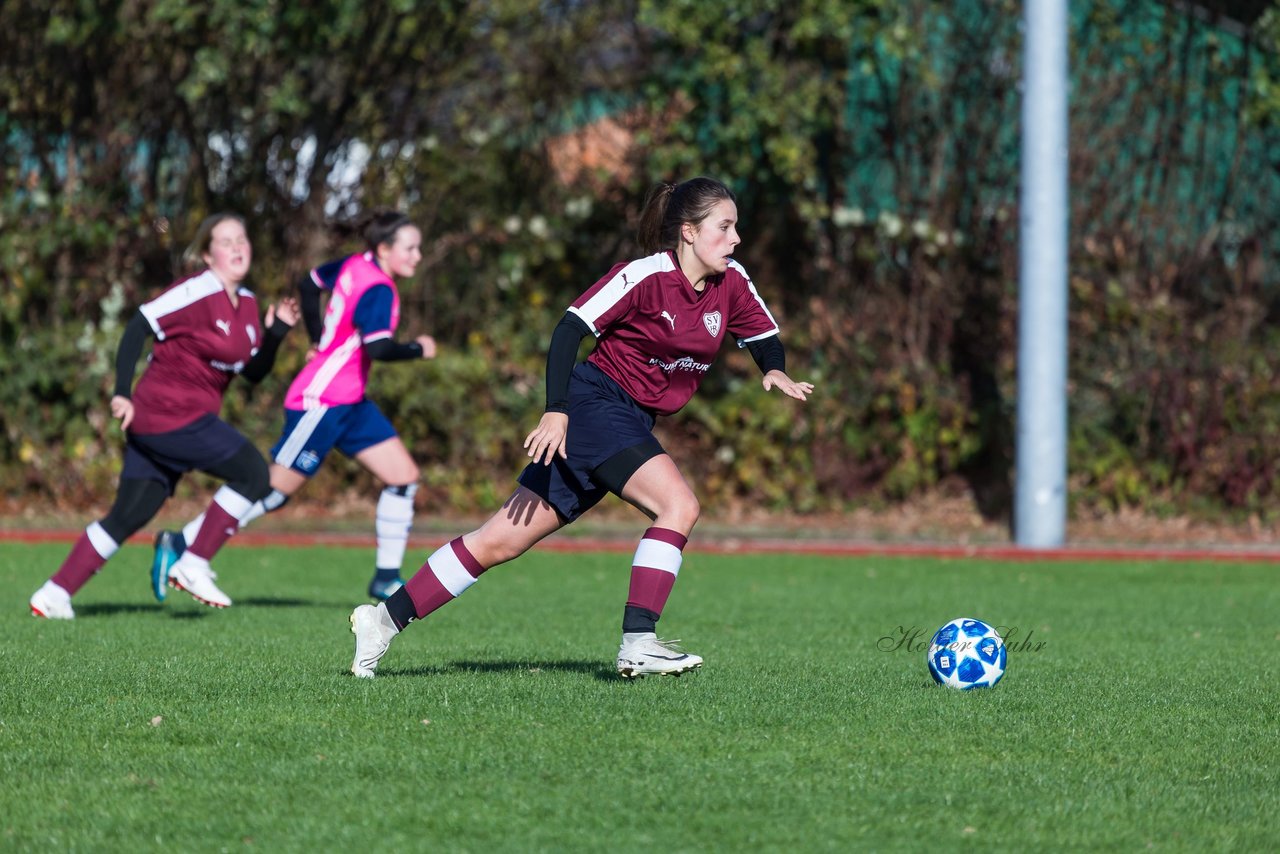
[
  {"xmin": 183, "ymin": 488, "xmax": 287, "ymax": 543},
  {"xmin": 182, "ymin": 513, "xmax": 206, "ymax": 546},
  {"xmin": 86, "ymin": 522, "xmax": 120, "ymax": 560},
  {"xmin": 375, "ymin": 484, "xmax": 417, "ymax": 571}
]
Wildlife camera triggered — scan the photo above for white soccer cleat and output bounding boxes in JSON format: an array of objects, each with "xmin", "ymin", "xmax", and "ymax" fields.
[
  {"xmin": 30, "ymin": 580, "xmax": 75, "ymax": 620},
  {"xmin": 616, "ymin": 633, "xmax": 703, "ymax": 679},
  {"xmin": 350, "ymin": 603, "xmax": 398, "ymax": 678},
  {"xmin": 168, "ymin": 556, "xmax": 232, "ymax": 608}
]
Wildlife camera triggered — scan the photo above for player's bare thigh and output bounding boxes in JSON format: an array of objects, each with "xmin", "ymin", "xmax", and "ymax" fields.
[
  {"xmin": 354, "ymin": 436, "xmax": 420, "ymax": 485},
  {"xmin": 461, "ymin": 485, "xmax": 565, "ymax": 567},
  {"xmin": 618, "ymin": 454, "xmax": 700, "ymax": 536}
]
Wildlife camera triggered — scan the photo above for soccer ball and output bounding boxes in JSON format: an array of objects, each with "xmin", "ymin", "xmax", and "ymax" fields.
[{"xmin": 927, "ymin": 618, "xmax": 1007, "ymax": 690}]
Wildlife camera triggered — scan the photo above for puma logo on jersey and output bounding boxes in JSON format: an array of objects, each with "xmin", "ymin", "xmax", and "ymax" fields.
[
  {"xmin": 215, "ymin": 319, "xmax": 231, "ymax": 336},
  {"xmin": 661, "ymin": 310, "xmax": 677, "ymax": 331}
]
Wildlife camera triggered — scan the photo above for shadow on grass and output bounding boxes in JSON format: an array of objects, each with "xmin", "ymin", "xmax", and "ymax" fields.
[
  {"xmin": 368, "ymin": 660, "xmax": 620, "ymax": 681},
  {"xmin": 75, "ymin": 602, "xmax": 198, "ymax": 618},
  {"xmin": 453, "ymin": 659, "xmax": 619, "ymax": 680},
  {"xmin": 236, "ymin": 596, "xmax": 317, "ymax": 608}
]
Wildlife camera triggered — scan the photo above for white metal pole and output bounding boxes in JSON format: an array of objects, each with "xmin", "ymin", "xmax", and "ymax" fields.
[{"xmin": 1015, "ymin": 0, "xmax": 1069, "ymax": 547}]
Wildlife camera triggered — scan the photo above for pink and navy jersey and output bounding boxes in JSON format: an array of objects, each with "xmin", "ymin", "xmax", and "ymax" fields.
[
  {"xmin": 284, "ymin": 253, "xmax": 400, "ymax": 409},
  {"xmin": 130, "ymin": 270, "xmax": 262, "ymax": 435},
  {"xmin": 569, "ymin": 252, "xmax": 779, "ymax": 416}
]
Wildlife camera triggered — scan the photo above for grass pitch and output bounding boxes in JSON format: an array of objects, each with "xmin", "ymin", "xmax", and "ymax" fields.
[{"xmin": 1, "ymin": 540, "xmax": 1276, "ymax": 851}]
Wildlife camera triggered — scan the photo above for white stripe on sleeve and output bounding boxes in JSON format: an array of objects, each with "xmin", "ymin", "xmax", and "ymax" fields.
[{"xmin": 138, "ymin": 271, "xmax": 222, "ymax": 340}]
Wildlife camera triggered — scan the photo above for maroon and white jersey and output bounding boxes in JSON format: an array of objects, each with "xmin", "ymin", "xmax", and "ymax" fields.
[
  {"xmin": 568, "ymin": 251, "xmax": 779, "ymax": 416},
  {"xmin": 130, "ymin": 270, "xmax": 263, "ymax": 434}
]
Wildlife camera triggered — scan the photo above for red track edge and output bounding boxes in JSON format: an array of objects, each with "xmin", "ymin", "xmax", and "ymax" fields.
[{"xmin": 3, "ymin": 528, "xmax": 1279, "ymax": 562}]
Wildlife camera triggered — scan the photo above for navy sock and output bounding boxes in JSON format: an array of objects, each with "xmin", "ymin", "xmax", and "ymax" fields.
[
  {"xmin": 384, "ymin": 587, "xmax": 417, "ymax": 630},
  {"xmin": 622, "ymin": 605, "xmax": 660, "ymax": 634},
  {"xmin": 373, "ymin": 567, "xmax": 401, "ymax": 582}
]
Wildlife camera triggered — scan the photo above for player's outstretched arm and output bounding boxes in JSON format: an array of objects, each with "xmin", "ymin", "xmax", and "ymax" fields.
[
  {"xmin": 240, "ymin": 299, "xmax": 297, "ymax": 384},
  {"xmin": 272, "ymin": 296, "xmax": 300, "ymax": 328},
  {"xmin": 761, "ymin": 369, "xmax": 814, "ymax": 402}
]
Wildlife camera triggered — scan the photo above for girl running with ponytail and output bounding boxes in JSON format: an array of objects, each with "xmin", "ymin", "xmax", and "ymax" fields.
[{"xmin": 348, "ymin": 177, "xmax": 814, "ymax": 679}]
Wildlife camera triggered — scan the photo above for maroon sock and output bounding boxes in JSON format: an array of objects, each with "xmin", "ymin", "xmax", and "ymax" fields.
[
  {"xmin": 187, "ymin": 495, "xmax": 242, "ymax": 560},
  {"xmin": 626, "ymin": 527, "xmax": 687, "ymax": 615},
  {"xmin": 392, "ymin": 537, "xmax": 487, "ymax": 628},
  {"xmin": 51, "ymin": 526, "xmax": 117, "ymax": 595}
]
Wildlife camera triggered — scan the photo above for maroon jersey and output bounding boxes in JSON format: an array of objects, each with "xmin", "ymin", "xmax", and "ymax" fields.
[
  {"xmin": 129, "ymin": 271, "xmax": 263, "ymax": 434},
  {"xmin": 568, "ymin": 252, "xmax": 779, "ymax": 416}
]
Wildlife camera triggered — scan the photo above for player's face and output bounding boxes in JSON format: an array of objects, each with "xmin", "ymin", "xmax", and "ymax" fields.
[
  {"xmin": 377, "ymin": 225, "xmax": 423, "ymax": 279},
  {"xmin": 203, "ymin": 219, "xmax": 252, "ymax": 286},
  {"xmin": 684, "ymin": 199, "xmax": 740, "ymax": 280}
]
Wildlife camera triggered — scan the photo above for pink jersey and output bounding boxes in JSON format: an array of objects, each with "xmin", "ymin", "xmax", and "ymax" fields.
[
  {"xmin": 569, "ymin": 252, "xmax": 779, "ymax": 416},
  {"xmin": 284, "ymin": 253, "xmax": 401, "ymax": 409},
  {"xmin": 130, "ymin": 271, "xmax": 262, "ymax": 434}
]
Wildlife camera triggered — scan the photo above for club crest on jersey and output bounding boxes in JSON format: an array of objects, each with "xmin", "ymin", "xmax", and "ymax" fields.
[
  {"xmin": 215, "ymin": 319, "xmax": 231, "ymax": 336},
  {"xmin": 702, "ymin": 311, "xmax": 722, "ymax": 337}
]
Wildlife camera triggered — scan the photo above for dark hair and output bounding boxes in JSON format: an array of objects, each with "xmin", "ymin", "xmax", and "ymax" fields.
[
  {"xmin": 182, "ymin": 212, "xmax": 246, "ymax": 272},
  {"xmin": 362, "ymin": 210, "xmax": 415, "ymax": 252},
  {"xmin": 636, "ymin": 177, "xmax": 736, "ymax": 254}
]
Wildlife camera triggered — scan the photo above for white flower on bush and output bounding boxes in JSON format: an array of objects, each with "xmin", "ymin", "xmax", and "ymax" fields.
[
  {"xmin": 832, "ymin": 205, "xmax": 865, "ymax": 228},
  {"xmin": 565, "ymin": 196, "xmax": 592, "ymax": 219},
  {"xmin": 878, "ymin": 212, "xmax": 903, "ymax": 238}
]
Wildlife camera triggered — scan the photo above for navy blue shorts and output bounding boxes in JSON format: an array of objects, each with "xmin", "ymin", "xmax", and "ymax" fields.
[
  {"xmin": 270, "ymin": 400, "xmax": 398, "ymax": 476},
  {"xmin": 123, "ymin": 413, "xmax": 252, "ymax": 495},
  {"xmin": 518, "ymin": 362, "xmax": 665, "ymax": 522}
]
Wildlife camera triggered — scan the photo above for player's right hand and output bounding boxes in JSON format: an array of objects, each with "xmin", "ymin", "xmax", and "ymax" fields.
[
  {"xmin": 523, "ymin": 412, "xmax": 568, "ymax": 465},
  {"xmin": 416, "ymin": 335, "xmax": 437, "ymax": 359},
  {"xmin": 110, "ymin": 395, "xmax": 135, "ymax": 431}
]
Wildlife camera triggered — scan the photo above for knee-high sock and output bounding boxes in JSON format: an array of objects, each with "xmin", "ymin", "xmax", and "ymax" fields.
[
  {"xmin": 186, "ymin": 486, "xmax": 254, "ymax": 560},
  {"xmin": 51, "ymin": 522, "xmax": 119, "ymax": 595},
  {"xmin": 375, "ymin": 484, "xmax": 418, "ymax": 571},
  {"xmin": 627, "ymin": 527, "xmax": 687, "ymax": 616},
  {"xmin": 385, "ymin": 537, "xmax": 486, "ymax": 629},
  {"xmin": 183, "ymin": 488, "xmax": 287, "ymax": 545}
]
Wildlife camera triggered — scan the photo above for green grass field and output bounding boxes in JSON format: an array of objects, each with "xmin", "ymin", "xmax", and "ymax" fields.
[{"xmin": 2, "ymin": 540, "xmax": 1276, "ymax": 851}]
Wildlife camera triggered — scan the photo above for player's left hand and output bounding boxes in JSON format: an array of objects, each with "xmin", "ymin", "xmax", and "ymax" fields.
[
  {"xmin": 762, "ymin": 370, "xmax": 814, "ymax": 402},
  {"xmin": 524, "ymin": 412, "xmax": 569, "ymax": 465},
  {"xmin": 268, "ymin": 297, "xmax": 300, "ymax": 329}
]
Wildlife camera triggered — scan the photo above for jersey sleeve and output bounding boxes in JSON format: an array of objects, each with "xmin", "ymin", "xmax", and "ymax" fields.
[
  {"xmin": 139, "ymin": 273, "xmax": 220, "ymax": 340},
  {"xmin": 309, "ymin": 258, "xmax": 347, "ymax": 291},
  {"xmin": 567, "ymin": 261, "xmax": 640, "ymax": 336},
  {"xmin": 725, "ymin": 263, "xmax": 780, "ymax": 347},
  {"xmin": 352, "ymin": 284, "xmax": 396, "ymax": 342}
]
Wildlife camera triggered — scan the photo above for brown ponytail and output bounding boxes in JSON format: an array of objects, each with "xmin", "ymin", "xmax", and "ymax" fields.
[
  {"xmin": 636, "ymin": 177, "xmax": 735, "ymax": 254},
  {"xmin": 360, "ymin": 210, "xmax": 415, "ymax": 253}
]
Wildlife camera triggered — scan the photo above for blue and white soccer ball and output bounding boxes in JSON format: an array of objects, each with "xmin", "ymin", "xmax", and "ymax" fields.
[{"xmin": 927, "ymin": 618, "xmax": 1007, "ymax": 690}]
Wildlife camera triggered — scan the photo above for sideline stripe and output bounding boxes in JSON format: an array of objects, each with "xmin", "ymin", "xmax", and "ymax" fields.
[{"xmin": 4, "ymin": 529, "xmax": 1279, "ymax": 562}]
